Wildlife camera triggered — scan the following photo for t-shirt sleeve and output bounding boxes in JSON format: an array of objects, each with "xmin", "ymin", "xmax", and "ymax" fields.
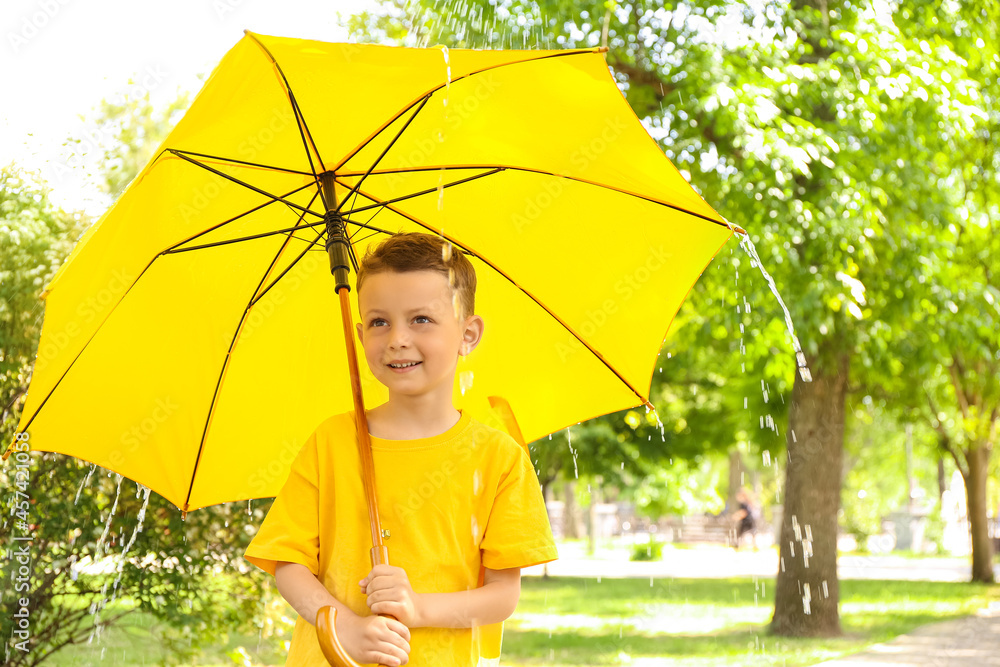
[
  {"xmin": 480, "ymin": 443, "xmax": 558, "ymax": 570},
  {"xmin": 243, "ymin": 431, "xmax": 321, "ymax": 577}
]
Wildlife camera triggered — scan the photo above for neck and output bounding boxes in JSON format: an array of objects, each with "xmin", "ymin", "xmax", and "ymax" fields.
[{"xmin": 371, "ymin": 388, "xmax": 461, "ymax": 439}]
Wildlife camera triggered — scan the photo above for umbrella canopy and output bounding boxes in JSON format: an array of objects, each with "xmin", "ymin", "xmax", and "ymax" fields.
[{"xmin": 5, "ymin": 32, "xmax": 737, "ymax": 513}]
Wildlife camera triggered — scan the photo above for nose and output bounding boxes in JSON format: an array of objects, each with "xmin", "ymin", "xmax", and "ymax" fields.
[{"xmin": 388, "ymin": 326, "xmax": 410, "ymax": 350}]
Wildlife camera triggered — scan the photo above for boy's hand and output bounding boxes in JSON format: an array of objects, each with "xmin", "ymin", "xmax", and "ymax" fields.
[
  {"xmin": 360, "ymin": 564, "xmax": 424, "ymax": 627},
  {"xmin": 335, "ymin": 608, "xmax": 411, "ymax": 666}
]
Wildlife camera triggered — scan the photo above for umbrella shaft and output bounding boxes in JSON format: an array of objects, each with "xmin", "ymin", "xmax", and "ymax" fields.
[
  {"xmin": 336, "ymin": 287, "xmax": 387, "ymax": 557},
  {"xmin": 321, "ymin": 172, "xmax": 351, "ymax": 290}
]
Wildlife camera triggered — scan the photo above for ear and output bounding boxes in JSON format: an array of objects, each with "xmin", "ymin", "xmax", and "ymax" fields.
[
  {"xmin": 460, "ymin": 315, "xmax": 485, "ymax": 356},
  {"xmin": 355, "ymin": 321, "xmax": 364, "ymax": 347}
]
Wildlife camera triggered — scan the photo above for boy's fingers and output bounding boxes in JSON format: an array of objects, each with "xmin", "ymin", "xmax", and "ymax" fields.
[
  {"xmin": 387, "ymin": 619, "xmax": 411, "ymax": 642},
  {"xmin": 384, "ymin": 628, "xmax": 411, "ymax": 654},
  {"xmin": 369, "ymin": 564, "xmax": 396, "ymax": 577},
  {"xmin": 372, "ymin": 650, "xmax": 406, "ymax": 667},
  {"xmin": 372, "ymin": 626, "xmax": 410, "ymax": 665},
  {"xmin": 368, "ymin": 596, "xmax": 394, "ymax": 615},
  {"xmin": 365, "ymin": 574, "xmax": 401, "ymax": 595}
]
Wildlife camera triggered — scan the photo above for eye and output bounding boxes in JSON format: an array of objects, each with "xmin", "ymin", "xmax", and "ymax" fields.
[
  {"xmin": 369, "ymin": 318, "xmax": 387, "ymax": 327},
  {"xmin": 413, "ymin": 315, "xmax": 432, "ymax": 324}
]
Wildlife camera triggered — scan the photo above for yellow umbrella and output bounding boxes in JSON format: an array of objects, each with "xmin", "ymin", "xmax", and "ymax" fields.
[
  {"xmin": 3, "ymin": 30, "xmax": 738, "ymax": 664},
  {"xmin": 4, "ymin": 32, "xmax": 736, "ymax": 512}
]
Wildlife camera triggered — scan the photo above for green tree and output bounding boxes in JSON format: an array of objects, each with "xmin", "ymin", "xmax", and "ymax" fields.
[
  {"xmin": 1, "ymin": 93, "xmax": 285, "ymax": 663},
  {"xmin": 346, "ymin": 0, "xmax": 998, "ymax": 635},
  {"xmin": 1, "ymin": 450, "xmax": 273, "ymax": 666},
  {"xmin": 82, "ymin": 88, "xmax": 191, "ymax": 201},
  {"xmin": 0, "ymin": 166, "xmax": 89, "ymax": 433}
]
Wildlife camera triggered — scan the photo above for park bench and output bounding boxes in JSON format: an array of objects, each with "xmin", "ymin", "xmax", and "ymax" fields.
[{"xmin": 659, "ymin": 514, "xmax": 737, "ymax": 546}]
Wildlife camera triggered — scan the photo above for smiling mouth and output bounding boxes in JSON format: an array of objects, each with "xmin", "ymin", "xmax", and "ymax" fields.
[{"xmin": 387, "ymin": 361, "xmax": 422, "ymax": 369}]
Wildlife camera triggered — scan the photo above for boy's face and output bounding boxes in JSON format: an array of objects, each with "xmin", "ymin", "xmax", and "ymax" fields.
[{"xmin": 356, "ymin": 270, "xmax": 483, "ymax": 401}]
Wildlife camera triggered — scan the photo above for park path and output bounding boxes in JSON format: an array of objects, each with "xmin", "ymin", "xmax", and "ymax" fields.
[
  {"xmin": 522, "ymin": 541, "xmax": 1000, "ymax": 582},
  {"xmin": 814, "ymin": 602, "xmax": 1000, "ymax": 666}
]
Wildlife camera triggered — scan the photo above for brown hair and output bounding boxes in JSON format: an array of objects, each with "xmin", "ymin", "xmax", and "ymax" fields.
[{"xmin": 356, "ymin": 232, "xmax": 477, "ymax": 318}]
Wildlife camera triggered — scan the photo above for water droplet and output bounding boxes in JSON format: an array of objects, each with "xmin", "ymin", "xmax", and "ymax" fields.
[
  {"xmin": 567, "ymin": 428, "xmax": 578, "ymax": 479},
  {"xmin": 734, "ymin": 232, "xmax": 813, "ymax": 382},
  {"xmin": 460, "ymin": 370, "xmax": 474, "ymax": 396},
  {"xmin": 440, "ymin": 45, "xmax": 452, "ymax": 106}
]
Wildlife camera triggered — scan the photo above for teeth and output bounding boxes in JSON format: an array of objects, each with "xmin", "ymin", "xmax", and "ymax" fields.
[{"xmin": 389, "ymin": 362, "xmax": 419, "ymax": 368}]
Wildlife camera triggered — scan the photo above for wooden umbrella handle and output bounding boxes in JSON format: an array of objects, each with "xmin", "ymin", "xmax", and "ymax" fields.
[
  {"xmin": 315, "ymin": 286, "xmax": 397, "ymax": 667},
  {"xmin": 316, "ymin": 606, "xmax": 358, "ymax": 667},
  {"xmin": 317, "ymin": 604, "xmax": 398, "ymax": 667},
  {"xmin": 317, "ymin": 173, "xmax": 398, "ymax": 666}
]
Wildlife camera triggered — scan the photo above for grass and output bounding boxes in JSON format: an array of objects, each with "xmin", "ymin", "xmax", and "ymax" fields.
[
  {"xmin": 501, "ymin": 577, "xmax": 998, "ymax": 666},
  {"xmin": 42, "ymin": 577, "xmax": 997, "ymax": 666}
]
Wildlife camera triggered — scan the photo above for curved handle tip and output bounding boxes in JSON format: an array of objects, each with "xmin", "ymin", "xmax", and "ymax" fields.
[{"xmin": 317, "ymin": 606, "xmax": 366, "ymax": 667}]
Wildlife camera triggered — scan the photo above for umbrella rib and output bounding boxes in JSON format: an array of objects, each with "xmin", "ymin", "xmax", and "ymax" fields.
[
  {"xmin": 167, "ymin": 150, "xmax": 324, "ymax": 220},
  {"xmin": 342, "ymin": 203, "xmax": 398, "ymax": 272},
  {"xmin": 163, "ymin": 198, "xmax": 400, "ymax": 256},
  {"xmin": 332, "ymin": 47, "xmax": 606, "ymax": 174},
  {"xmin": 168, "ymin": 223, "xmax": 329, "ymax": 253},
  {"xmin": 166, "ymin": 218, "xmax": 325, "ymax": 254},
  {"xmin": 184, "ymin": 190, "xmax": 323, "ymax": 512},
  {"xmin": 338, "ymin": 168, "xmax": 504, "ymax": 217},
  {"xmin": 167, "ymin": 150, "xmax": 316, "ymax": 176},
  {"xmin": 164, "ymin": 181, "xmax": 319, "ymax": 254},
  {"xmin": 341, "ymin": 164, "xmax": 730, "ymax": 230},
  {"xmin": 344, "ymin": 182, "xmax": 653, "ymax": 407},
  {"xmin": 349, "ymin": 229, "xmax": 385, "ymax": 247},
  {"xmin": 337, "ymin": 94, "xmax": 432, "ymax": 216},
  {"xmin": 343, "ymin": 216, "xmax": 395, "ymax": 241},
  {"xmin": 247, "ymin": 226, "xmax": 328, "ymax": 310},
  {"xmin": 495, "ymin": 167, "xmax": 729, "ymax": 229},
  {"xmin": 289, "ymin": 91, "xmax": 325, "ymax": 177},
  {"xmin": 244, "ymin": 31, "xmax": 326, "ymax": 176}
]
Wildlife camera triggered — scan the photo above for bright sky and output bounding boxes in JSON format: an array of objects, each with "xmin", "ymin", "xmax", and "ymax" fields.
[{"xmin": 1, "ymin": 0, "xmax": 376, "ymax": 214}]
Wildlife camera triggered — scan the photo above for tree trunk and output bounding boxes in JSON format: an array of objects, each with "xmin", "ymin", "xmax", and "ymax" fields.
[
  {"xmin": 964, "ymin": 444, "xmax": 995, "ymax": 583},
  {"xmin": 587, "ymin": 483, "xmax": 602, "ymax": 556},
  {"xmin": 562, "ymin": 480, "xmax": 582, "ymax": 539},
  {"xmin": 771, "ymin": 352, "xmax": 848, "ymax": 637},
  {"xmin": 937, "ymin": 456, "xmax": 946, "ymax": 505}
]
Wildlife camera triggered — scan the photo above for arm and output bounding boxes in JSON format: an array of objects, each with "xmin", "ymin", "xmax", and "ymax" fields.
[
  {"xmin": 361, "ymin": 565, "xmax": 521, "ymax": 629},
  {"xmin": 274, "ymin": 561, "xmax": 342, "ymax": 626},
  {"xmin": 275, "ymin": 562, "xmax": 411, "ymax": 666}
]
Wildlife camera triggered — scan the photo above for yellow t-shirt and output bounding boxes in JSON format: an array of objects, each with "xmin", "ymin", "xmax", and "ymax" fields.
[{"xmin": 244, "ymin": 410, "xmax": 558, "ymax": 666}]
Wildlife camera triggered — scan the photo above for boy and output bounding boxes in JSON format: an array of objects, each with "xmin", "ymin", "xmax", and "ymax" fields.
[{"xmin": 244, "ymin": 232, "xmax": 558, "ymax": 666}]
